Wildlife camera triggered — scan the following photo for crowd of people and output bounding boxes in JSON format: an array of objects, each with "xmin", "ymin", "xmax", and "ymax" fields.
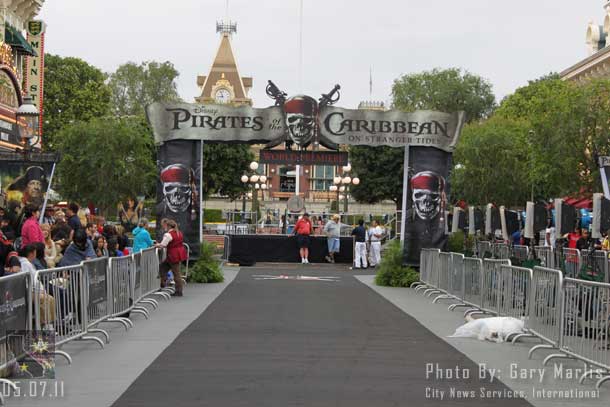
[
  {"xmin": 292, "ymin": 212, "xmax": 387, "ymax": 268},
  {"xmin": 499, "ymin": 219, "xmax": 610, "ymax": 253},
  {"xmin": 0, "ymin": 202, "xmax": 188, "ymax": 297}
]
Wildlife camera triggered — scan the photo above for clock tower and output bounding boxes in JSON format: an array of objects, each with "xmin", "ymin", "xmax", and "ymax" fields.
[{"xmin": 195, "ymin": 20, "xmax": 252, "ymax": 106}]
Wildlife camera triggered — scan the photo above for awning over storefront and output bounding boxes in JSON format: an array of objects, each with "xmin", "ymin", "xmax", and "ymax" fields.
[{"xmin": 5, "ymin": 25, "xmax": 36, "ymax": 56}]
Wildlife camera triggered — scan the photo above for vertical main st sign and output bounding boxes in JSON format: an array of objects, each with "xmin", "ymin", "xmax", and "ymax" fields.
[{"xmin": 26, "ymin": 20, "xmax": 46, "ymax": 141}]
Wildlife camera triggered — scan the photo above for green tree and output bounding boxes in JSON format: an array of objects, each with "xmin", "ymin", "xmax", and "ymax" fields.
[
  {"xmin": 54, "ymin": 117, "xmax": 156, "ymax": 215},
  {"xmin": 496, "ymin": 75, "xmax": 589, "ymax": 198},
  {"xmin": 43, "ymin": 54, "xmax": 112, "ymax": 149},
  {"xmin": 108, "ymin": 61, "xmax": 181, "ymax": 117},
  {"xmin": 392, "ymin": 68, "xmax": 496, "ymax": 120},
  {"xmin": 451, "ymin": 116, "xmax": 531, "ymax": 206},
  {"xmin": 350, "ymin": 68, "xmax": 496, "ymax": 207},
  {"xmin": 202, "ymin": 143, "xmax": 254, "ymax": 200}
]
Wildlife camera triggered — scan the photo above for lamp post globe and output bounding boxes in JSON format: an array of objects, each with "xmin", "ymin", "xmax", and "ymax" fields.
[
  {"xmin": 241, "ymin": 175, "xmax": 249, "ymax": 183},
  {"xmin": 16, "ymin": 95, "xmax": 39, "ymax": 146},
  {"xmin": 250, "ymin": 174, "xmax": 259, "ymax": 183},
  {"xmin": 249, "ymin": 161, "xmax": 259, "ymax": 171},
  {"xmin": 342, "ymin": 163, "xmax": 351, "ymax": 173},
  {"xmin": 352, "ymin": 177, "xmax": 360, "ymax": 185},
  {"xmin": 333, "ymin": 176, "xmax": 342, "ymax": 185},
  {"xmin": 329, "ymin": 185, "xmax": 338, "ymax": 192},
  {"xmin": 259, "ymin": 175, "xmax": 267, "ymax": 183},
  {"xmin": 342, "ymin": 176, "xmax": 351, "ymax": 185}
]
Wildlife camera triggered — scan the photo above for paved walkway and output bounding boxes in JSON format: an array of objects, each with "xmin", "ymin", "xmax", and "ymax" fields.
[
  {"xmin": 8, "ymin": 264, "xmax": 608, "ymax": 406},
  {"xmin": 113, "ymin": 264, "xmax": 531, "ymax": 407}
]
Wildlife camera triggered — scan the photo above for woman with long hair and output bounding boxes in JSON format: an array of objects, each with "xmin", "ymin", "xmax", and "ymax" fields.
[
  {"xmin": 94, "ymin": 236, "xmax": 109, "ymax": 258},
  {"xmin": 41, "ymin": 223, "xmax": 61, "ymax": 267},
  {"xmin": 155, "ymin": 218, "xmax": 187, "ymax": 296}
]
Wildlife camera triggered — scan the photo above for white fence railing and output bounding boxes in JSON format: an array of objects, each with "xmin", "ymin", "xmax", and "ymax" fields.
[
  {"xmin": 0, "ymin": 246, "xmax": 180, "ymax": 405},
  {"xmin": 415, "ymin": 249, "xmax": 610, "ymax": 389}
]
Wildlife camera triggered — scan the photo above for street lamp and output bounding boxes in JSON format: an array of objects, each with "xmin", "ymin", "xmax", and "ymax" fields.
[
  {"xmin": 240, "ymin": 160, "xmax": 269, "ymax": 216},
  {"xmin": 328, "ymin": 163, "xmax": 360, "ymax": 213},
  {"xmin": 16, "ymin": 95, "xmax": 40, "ymax": 158}
]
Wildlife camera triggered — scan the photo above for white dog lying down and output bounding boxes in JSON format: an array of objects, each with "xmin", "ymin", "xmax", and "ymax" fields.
[{"xmin": 448, "ymin": 316, "xmax": 525, "ymax": 343}]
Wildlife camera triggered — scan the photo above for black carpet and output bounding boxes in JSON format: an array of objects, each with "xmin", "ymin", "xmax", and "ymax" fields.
[{"xmin": 113, "ymin": 265, "xmax": 533, "ymax": 407}]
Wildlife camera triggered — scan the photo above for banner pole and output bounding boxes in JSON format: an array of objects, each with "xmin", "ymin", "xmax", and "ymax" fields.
[
  {"xmin": 199, "ymin": 140, "xmax": 204, "ymax": 246},
  {"xmin": 597, "ymin": 157, "xmax": 610, "ymax": 200},
  {"xmin": 399, "ymin": 145, "xmax": 409, "ymax": 248},
  {"xmin": 39, "ymin": 161, "xmax": 56, "ymax": 225}
]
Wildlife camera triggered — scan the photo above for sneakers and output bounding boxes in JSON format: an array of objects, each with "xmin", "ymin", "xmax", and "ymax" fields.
[
  {"xmin": 304, "ymin": 258, "xmax": 309, "ymax": 264},
  {"xmin": 325, "ymin": 255, "xmax": 332, "ymax": 263}
]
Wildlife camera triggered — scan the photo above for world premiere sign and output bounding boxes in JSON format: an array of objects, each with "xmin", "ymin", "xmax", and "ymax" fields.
[{"xmin": 147, "ymin": 101, "xmax": 465, "ymax": 152}]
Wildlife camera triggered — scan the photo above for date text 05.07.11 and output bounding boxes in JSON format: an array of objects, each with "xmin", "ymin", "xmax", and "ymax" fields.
[{"xmin": 1, "ymin": 381, "xmax": 65, "ymax": 398}]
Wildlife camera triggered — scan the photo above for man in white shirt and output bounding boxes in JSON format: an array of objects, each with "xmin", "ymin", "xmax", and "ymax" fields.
[{"xmin": 367, "ymin": 220, "xmax": 384, "ymax": 267}]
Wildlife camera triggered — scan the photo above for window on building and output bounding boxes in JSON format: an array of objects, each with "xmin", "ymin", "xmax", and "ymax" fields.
[
  {"xmin": 310, "ymin": 165, "xmax": 335, "ymax": 191},
  {"xmin": 279, "ymin": 166, "xmax": 296, "ymax": 192}
]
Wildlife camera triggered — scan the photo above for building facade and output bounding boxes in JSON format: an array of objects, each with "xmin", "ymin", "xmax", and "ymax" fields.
[
  {"xmin": 561, "ymin": 2, "xmax": 610, "ymax": 81},
  {"xmin": 0, "ymin": 0, "xmax": 45, "ymax": 152}
]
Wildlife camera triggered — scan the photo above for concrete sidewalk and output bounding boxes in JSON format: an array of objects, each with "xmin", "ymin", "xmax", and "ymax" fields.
[
  {"xmin": 356, "ymin": 275, "xmax": 610, "ymax": 407},
  {"xmin": 6, "ymin": 267, "xmax": 239, "ymax": 407}
]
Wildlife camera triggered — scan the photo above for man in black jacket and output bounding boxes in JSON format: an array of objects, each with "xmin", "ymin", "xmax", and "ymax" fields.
[{"xmin": 351, "ymin": 219, "xmax": 368, "ymax": 269}]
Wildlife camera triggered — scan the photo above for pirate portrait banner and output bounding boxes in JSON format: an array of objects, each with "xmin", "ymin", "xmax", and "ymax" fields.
[
  {"xmin": 156, "ymin": 139, "xmax": 201, "ymax": 257},
  {"xmin": 402, "ymin": 147, "xmax": 453, "ymax": 266},
  {"xmin": 0, "ymin": 154, "xmax": 56, "ymax": 232}
]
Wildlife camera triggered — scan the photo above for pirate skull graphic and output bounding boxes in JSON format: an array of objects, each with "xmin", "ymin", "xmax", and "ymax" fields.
[
  {"xmin": 160, "ymin": 164, "xmax": 191, "ymax": 213},
  {"xmin": 284, "ymin": 95, "xmax": 318, "ymax": 147},
  {"xmin": 411, "ymin": 171, "xmax": 445, "ymax": 220}
]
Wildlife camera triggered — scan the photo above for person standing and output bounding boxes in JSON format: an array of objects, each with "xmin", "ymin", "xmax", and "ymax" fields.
[
  {"xmin": 565, "ymin": 226, "xmax": 581, "ymax": 249},
  {"xmin": 156, "ymin": 219, "xmax": 187, "ymax": 296},
  {"xmin": 21, "ymin": 204, "xmax": 44, "ymax": 246},
  {"xmin": 368, "ymin": 220, "xmax": 384, "ymax": 267},
  {"xmin": 323, "ymin": 214, "xmax": 341, "ymax": 263},
  {"xmin": 66, "ymin": 203, "xmax": 82, "ymax": 240},
  {"xmin": 351, "ymin": 219, "xmax": 368, "ymax": 269},
  {"xmin": 293, "ymin": 213, "xmax": 313, "ymax": 264},
  {"xmin": 132, "ymin": 218, "xmax": 154, "ymax": 253}
]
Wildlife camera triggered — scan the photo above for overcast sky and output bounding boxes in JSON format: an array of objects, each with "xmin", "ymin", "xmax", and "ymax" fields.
[{"xmin": 39, "ymin": 0, "xmax": 603, "ymax": 108}]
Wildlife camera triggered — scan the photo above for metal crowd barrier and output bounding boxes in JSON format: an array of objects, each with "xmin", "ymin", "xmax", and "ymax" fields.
[
  {"xmin": 82, "ymin": 257, "xmax": 111, "ymax": 344},
  {"xmin": 413, "ymin": 248, "xmax": 440, "ymax": 292},
  {"xmin": 580, "ymin": 249, "xmax": 608, "ymax": 283},
  {"xmin": 534, "ymin": 246, "xmax": 554, "ymax": 269},
  {"xmin": 417, "ymin": 248, "xmax": 610, "ymax": 389},
  {"xmin": 512, "ymin": 245, "xmax": 529, "ymax": 264},
  {"xmin": 0, "ymin": 273, "xmax": 30, "ymax": 404},
  {"xmin": 476, "ymin": 259, "xmax": 511, "ymax": 317},
  {"xmin": 498, "ymin": 265, "xmax": 531, "ymax": 319},
  {"xmin": 413, "ymin": 249, "xmax": 440, "ymax": 293},
  {"xmin": 519, "ymin": 266, "xmax": 563, "ymax": 358},
  {"xmin": 459, "ymin": 257, "xmax": 483, "ymax": 312},
  {"xmin": 543, "ymin": 278, "xmax": 610, "ymax": 389},
  {"xmin": 559, "ymin": 248, "xmax": 581, "ymax": 278},
  {"xmin": 34, "ymin": 264, "xmax": 105, "ymax": 364},
  {"xmin": 476, "ymin": 241, "xmax": 492, "ymax": 258},
  {"xmin": 494, "ymin": 243, "xmax": 511, "ymax": 260},
  {"xmin": 0, "ymin": 247, "xmax": 182, "ymax": 403}
]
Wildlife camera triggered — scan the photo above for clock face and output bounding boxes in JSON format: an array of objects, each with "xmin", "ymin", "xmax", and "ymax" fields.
[{"xmin": 215, "ymin": 88, "xmax": 231, "ymax": 104}]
